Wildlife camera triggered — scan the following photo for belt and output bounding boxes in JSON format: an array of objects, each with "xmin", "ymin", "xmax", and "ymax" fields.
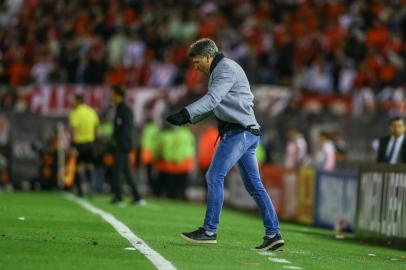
[{"xmin": 214, "ymin": 119, "xmax": 262, "ymax": 146}]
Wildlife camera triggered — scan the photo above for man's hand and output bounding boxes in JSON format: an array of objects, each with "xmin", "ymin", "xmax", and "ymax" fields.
[{"xmin": 166, "ymin": 108, "xmax": 190, "ymax": 126}]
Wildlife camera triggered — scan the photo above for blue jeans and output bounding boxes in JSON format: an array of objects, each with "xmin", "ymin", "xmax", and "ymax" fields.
[{"xmin": 203, "ymin": 130, "xmax": 280, "ymax": 236}]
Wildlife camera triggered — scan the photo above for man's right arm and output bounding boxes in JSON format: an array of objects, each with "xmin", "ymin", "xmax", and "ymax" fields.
[{"xmin": 186, "ymin": 66, "xmax": 235, "ymax": 123}]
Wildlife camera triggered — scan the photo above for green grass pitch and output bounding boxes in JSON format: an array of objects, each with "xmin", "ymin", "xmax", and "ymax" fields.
[{"xmin": 0, "ymin": 192, "xmax": 405, "ymax": 270}]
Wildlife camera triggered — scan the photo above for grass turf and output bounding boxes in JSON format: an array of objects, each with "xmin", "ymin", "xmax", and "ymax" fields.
[{"xmin": 1, "ymin": 192, "xmax": 405, "ymax": 270}]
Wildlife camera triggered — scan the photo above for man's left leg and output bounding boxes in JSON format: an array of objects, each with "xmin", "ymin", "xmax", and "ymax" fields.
[
  {"xmin": 121, "ymin": 151, "xmax": 144, "ymax": 205},
  {"xmin": 180, "ymin": 130, "xmax": 246, "ymax": 244},
  {"xmin": 236, "ymin": 132, "xmax": 284, "ymax": 251}
]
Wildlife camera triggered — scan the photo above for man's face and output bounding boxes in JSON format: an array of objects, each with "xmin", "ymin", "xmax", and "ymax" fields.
[
  {"xmin": 192, "ymin": 56, "xmax": 211, "ymax": 74},
  {"xmin": 390, "ymin": 119, "xmax": 405, "ymax": 137}
]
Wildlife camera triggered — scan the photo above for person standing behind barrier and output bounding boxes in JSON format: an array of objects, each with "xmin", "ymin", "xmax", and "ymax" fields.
[
  {"xmin": 166, "ymin": 38, "xmax": 284, "ymax": 251},
  {"xmin": 284, "ymin": 128, "xmax": 308, "ymax": 169},
  {"xmin": 110, "ymin": 86, "xmax": 145, "ymax": 205},
  {"xmin": 153, "ymin": 124, "xmax": 174, "ymax": 197},
  {"xmin": 154, "ymin": 124, "xmax": 195, "ymax": 200},
  {"xmin": 172, "ymin": 126, "xmax": 195, "ymax": 200},
  {"xmin": 141, "ymin": 119, "xmax": 159, "ymax": 195},
  {"xmin": 313, "ymin": 131, "xmax": 336, "ymax": 171},
  {"xmin": 376, "ymin": 116, "xmax": 406, "ymax": 164},
  {"xmin": 69, "ymin": 94, "xmax": 99, "ymax": 196}
]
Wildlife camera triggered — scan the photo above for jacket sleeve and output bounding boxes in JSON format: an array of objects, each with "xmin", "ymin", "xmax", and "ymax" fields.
[
  {"xmin": 185, "ymin": 66, "xmax": 235, "ymax": 123},
  {"xmin": 189, "ymin": 111, "xmax": 212, "ymax": 124}
]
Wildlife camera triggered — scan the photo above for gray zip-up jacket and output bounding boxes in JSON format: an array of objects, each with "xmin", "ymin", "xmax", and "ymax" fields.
[{"xmin": 185, "ymin": 56, "xmax": 260, "ymax": 129}]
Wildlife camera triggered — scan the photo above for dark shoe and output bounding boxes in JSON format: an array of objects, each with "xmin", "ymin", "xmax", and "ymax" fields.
[
  {"xmin": 180, "ymin": 227, "xmax": 217, "ymax": 244},
  {"xmin": 255, "ymin": 234, "xmax": 285, "ymax": 251}
]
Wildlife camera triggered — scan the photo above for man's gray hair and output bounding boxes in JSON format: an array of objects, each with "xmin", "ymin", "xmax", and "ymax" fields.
[{"xmin": 188, "ymin": 38, "xmax": 218, "ymax": 57}]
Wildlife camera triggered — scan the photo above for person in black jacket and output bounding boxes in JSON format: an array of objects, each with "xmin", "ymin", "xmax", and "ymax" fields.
[
  {"xmin": 110, "ymin": 86, "xmax": 145, "ymax": 205},
  {"xmin": 376, "ymin": 116, "xmax": 406, "ymax": 164}
]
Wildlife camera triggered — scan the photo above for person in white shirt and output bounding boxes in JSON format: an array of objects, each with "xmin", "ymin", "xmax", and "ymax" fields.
[
  {"xmin": 314, "ymin": 131, "xmax": 336, "ymax": 171},
  {"xmin": 376, "ymin": 116, "xmax": 406, "ymax": 164},
  {"xmin": 284, "ymin": 128, "xmax": 308, "ymax": 169}
]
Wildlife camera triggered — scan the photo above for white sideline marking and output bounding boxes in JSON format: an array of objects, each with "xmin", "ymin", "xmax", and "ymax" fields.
[
  {"xmin": 65, "ymin": 194, "xmax": 177, "ymax": 270},
  {"xmin": 283, "ymin": 266, "xmax": 303, "ymax": 270},
  {"xmin": 269, "ymin": 258, "xmax": 291, "ymax": 263},
  {"xmin": 258, "ymin": 251, "xmax": 276, "ymax": 256}
]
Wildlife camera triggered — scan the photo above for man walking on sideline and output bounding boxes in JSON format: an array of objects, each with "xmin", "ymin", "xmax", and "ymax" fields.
[
  {"xmin": 110, "ymin": 86, "xmax": 145, "ymax": 205},
  {"xmin": 166, "ymin": 38, "xmax": 284, "ymax": 251}
]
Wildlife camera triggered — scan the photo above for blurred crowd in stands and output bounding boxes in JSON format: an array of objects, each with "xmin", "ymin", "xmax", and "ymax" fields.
[
  {"xmin": 1, "ymin": 0, "xmax": 404, "ymax": 194},
  {"xmin": 0, "ymin": 0, "xmax": 406, "ymax": 97}
]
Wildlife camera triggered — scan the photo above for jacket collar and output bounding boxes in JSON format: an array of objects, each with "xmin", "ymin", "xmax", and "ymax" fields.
[{"xmin": 209, "ymin": 52, "xmax": 224, "ymax": 75}]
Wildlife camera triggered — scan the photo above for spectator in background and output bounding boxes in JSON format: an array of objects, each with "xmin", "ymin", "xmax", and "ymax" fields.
[
  {"xmin": 69, "ymin": 94, "xmax": 99, "ymax": 196},
  {"xmin": 59, "ymin": 39, "xmax": 80, "ymax": 83},
  {"xmin": 313, "ymin": 131, "xmax": 336, "ymax": 171},
  {"xmin": 338, "ymin": 60, "xmax": 357, "ymax": 95},
  {"xmin": 110, "ymin": 86, "xmax": 145, "ymax": 205},
  {"xmin": 154, "ymin": 124, "xmax": 195, "ymax": 200},
  {"xmin": 307, "ymin": 58, "xmax": 334, "ymax": 93},
  {"xmin": 9, "ymin": 54, "xmax": 30, "ymax": 86},
  {"xmin": 1, "ymin": 0, "xmax": 406, "ymax": 99},
  {"xmin": 147, "ymin": 52, "xmax": 178, "ymax": 88},
  {"xmin": 0, "ymin": 89, "xmax": 17, "ymax": 110},
  {"xmin": 284, "ymin": 128, "xmax": 308, "ymax": 169},
  {"xmin": 376, "ymin": 116, "xmax": 406, "ymax": 164},
  {"xmin": 107, "ymin": 27, "xmax": 127, "ymax": 67},
  {"xmin": 140, "ymin": 118, "xmax": 159, "ymax": 195},
  {"xmin": 123, "ymin": 31, "xmax": 145, "ymax": 68},
  {"xmin": 31, "ymin": 53, "xmax": 54, "ymax": 84},
  {"xmin": 83, "ymin": 37, "xmax": 107, "ymax": 85}
]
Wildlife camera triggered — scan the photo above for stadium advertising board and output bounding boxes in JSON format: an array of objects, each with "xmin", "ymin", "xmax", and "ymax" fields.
[
  {"xmin": 356, "ymin": 164, "xmax": 406, "ymax": 242},
  {"xmin": 314, "ymin": 170, "xmax": 358, "ymax": 231},
  {"xmin": 261, "ymin": 165, "xmax": 284, "ymax": 214},
  {"xmin": 228, "ymin": 165, "xmax": 300, "ymax": 219},
  {"xmin": 297, "ymin": 167, "xmax": 316, "ymax": 225},
  {"xmin": 281, "ymin": 169, "xmax": 299, "ymax": 220}
]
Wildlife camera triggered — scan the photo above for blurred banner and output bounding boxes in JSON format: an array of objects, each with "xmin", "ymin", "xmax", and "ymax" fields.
[
  {"xmin": 297, "ymin": 167, "xmax": 316, "ymax": 225},
  {"xmin": 281, "ymin": 169, "xmax": 299, "ymax": 220},
  {"xmin": 28, "ymin": 85, "xmax": 110, "ymax": 114},
  {"xmin": 356, "ymin": 164, "xmax": 406, "ymax": 243},
  {"xmin": 1, "ymin": 85, "xmax": 293, "ymax": 124},
  {"xmin": 314, "ymin": 170, "xmax": 358, "ymax": 231},
  {"xmin": 261, "ymin": 165, "xmax": 284, "ymax": 214}
]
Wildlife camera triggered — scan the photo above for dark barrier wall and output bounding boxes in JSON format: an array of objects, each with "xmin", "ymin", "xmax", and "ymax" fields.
[
  {"xmin": 357, "ymin": 164, "xmax": 406, "ymax": 242},
  {"xmin": 8, "ymin": 113, "xmax": 66, "ymax": 185}
]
